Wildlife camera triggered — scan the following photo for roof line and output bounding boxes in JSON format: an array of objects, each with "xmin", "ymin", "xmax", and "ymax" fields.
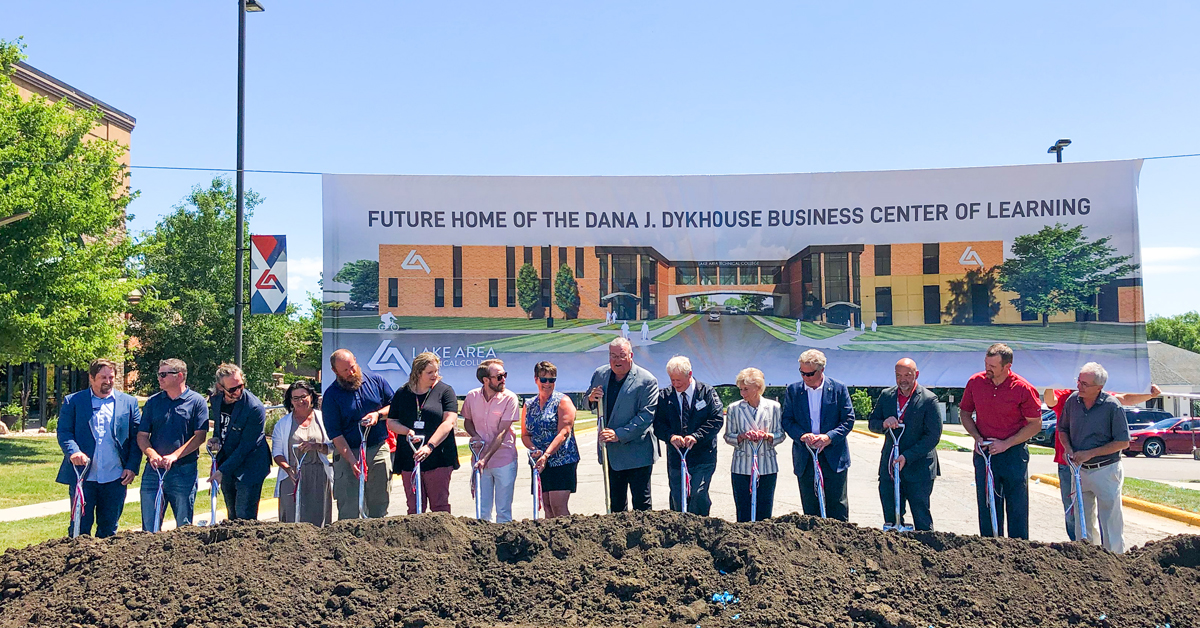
[{"xmin": 13, "ymin": 61, "xmax": 136, "ymax": 131}]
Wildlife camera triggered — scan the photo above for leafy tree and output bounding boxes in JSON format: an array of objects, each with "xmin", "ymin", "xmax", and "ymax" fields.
[
  {"xmin": 296, "ymin": 292, "xmax": 324, "ymax": 373},
  {"xmin": 130, "ymin": 177, "xmax": 304, "ymax": 401},
  {"xmin": 996, "ymin": 223, "xmax": 1138, "ymax": 327},
  {"xmin": 1146, "ymin": 312, "xmax": 1200, "ymax": 354},
  {"xmin": 517, "ymin": 263, "xmax": 540, "ymax": 319},
  {"xmin": 553, "ymin": 264, "xmax": 580, "ymax": 319},
  {"xmin": 851, "ymin": 388, "xmax": 873, "ymax": 422},
  {"xmin": 333, "ymin": 260, "xmax": 378, "ymax": 304},
  {"xmin": 0, "ymin": 39, "xmax": 143, "ymax": 372}
]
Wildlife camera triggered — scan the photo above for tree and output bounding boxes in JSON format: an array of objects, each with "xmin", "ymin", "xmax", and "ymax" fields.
[
  {"xmin": 333, "ymin": 260, "xmax": 378, "ymax": 304},
  {"xmin": 296, "ymin": 292, "xmax": 324, "ymax": 373},
  {"xmin": 1147, "ymin": 312, "xmax": 1200, "ymax": 354},
  {"xmin": 995, "ymin": 223, "xmax": 1138, "ymax": 326},
  {"xmin": 0, "ymin": 39, "xmax": 143, "ymax": 370},
  {"xmin": 130, "ymin": 177, "xmax": 304, "ymax": 401},
  {"xmin": 517, "ymin": 263, "xmax": 540, "ymax": 318},
  {"xmin": 553, "ymin": 264, "xmax": 580, "ymax": 319}
]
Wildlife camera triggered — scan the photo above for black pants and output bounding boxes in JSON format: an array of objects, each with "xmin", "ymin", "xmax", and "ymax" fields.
[
  {"xmin": 797, "ymin": 457, "xmax": 849, "ymax": 521},
  {"xmin": 732, "ymin": 472, "xmax": 777, "ymax": 522},
  {"xmin": 608, "ymin": 465, "xmax": 652, "ymax": 512},
  {"xmin": 878, "ymin": 474, "xmax": 934, "ymax": 531},
  {"xmin": 973, "ymin": 444, "xmax": 1029, "ymax": 539},
  {"xmin": 221, "ymin": 475, "xmax": 265, "ymax": 521}
]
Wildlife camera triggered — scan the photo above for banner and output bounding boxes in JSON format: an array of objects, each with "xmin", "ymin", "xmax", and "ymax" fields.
[
  {"xmin": 251, "ymin": 235, "xmax": 287, "ymax": 315},
  {"xmin": 323, "ymin": 161, "xmax": 1150, "ymax": 394}
]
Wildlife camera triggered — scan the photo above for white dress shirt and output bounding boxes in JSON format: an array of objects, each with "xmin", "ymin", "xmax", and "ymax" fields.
[{"xmin": 806, "ymin": 380, "xmax": 823, "ymax": 435}]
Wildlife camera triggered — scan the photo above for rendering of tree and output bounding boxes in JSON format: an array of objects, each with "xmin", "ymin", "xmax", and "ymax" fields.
[
  {"xmin": 553, "ymin": 264, "xmax": 580, "ymax": 319},
  {"xmin": 995, "ymin": 223, "xmax": 1138, "ymax": 327},
  {"xmin": 333, "ymin": 260, "xmax": 379, "ymax": 304},
  {"xmin": 517, "ymin": 263, "xmax": 540, "ymax": 318},
  {"xmin": 130, "ymin": 177, "xmax": 304, "ymax": 401},
  {"xmin": 0, "ymin": 40, "xmax": 143, "ymax": 370}
]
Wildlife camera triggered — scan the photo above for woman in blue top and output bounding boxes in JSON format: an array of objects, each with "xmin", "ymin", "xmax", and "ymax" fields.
[{"xmin": 521, "ymin": 361, "xmax": 580, "ymax": 518}]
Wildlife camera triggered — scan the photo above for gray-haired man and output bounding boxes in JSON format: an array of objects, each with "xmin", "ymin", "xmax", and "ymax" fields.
[{"xmin": 588, "ymin": 337, "xmax": 659, "ymax": 512}]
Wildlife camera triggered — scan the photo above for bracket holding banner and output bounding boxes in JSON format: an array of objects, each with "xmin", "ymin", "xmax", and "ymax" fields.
[{"xmin": 250, "ymin": 235, "xmax": 287, "ymax": 314}]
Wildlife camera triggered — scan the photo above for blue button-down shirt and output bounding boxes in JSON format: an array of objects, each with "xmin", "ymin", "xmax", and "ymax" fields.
[{"xmin": 89, "ymin": 392, "xmax": 123, "ymax": 483}]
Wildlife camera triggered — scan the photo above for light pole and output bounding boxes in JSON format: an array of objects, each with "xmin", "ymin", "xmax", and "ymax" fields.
[
  {"xmin": 235, "ymin": 0, "xmax": 264, "ymax": 367},
  {"xmin": 1047, "ymin": 138, "xmax": 1071, "ymax": 163}
]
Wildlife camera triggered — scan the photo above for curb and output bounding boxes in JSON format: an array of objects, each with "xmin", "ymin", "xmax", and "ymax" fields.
[
  {"xmin": 852, "ymin": 428, "xmax": 881, "ymax": 439},
  {"xmin": 1030, "ymin": 473, "xmax": 1200, "ymax": 528}
]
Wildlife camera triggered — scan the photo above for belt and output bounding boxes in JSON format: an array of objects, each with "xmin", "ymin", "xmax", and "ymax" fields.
[{"xmin": 1081, "ymin": 458, "xmax": 1118, "ymax": 470}]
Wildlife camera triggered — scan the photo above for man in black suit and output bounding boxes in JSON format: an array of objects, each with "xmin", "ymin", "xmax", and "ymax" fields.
[
  {"xmin": 867, "ymin": 358, "xmax": 942, "ymax": 531},
  {"xmin": 208, "ymin": 363, "xmax": 272, "ymax": 521},
  {"xmin": 653, "ymin": 355, "xmax": 723, "ymax": 516},
  {"xmin": 781, "ymin": 349, "xmax": 856, "ymax": 521}
]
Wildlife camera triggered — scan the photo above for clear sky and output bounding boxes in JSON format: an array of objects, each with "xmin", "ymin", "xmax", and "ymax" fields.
[{"xmin": 7, "ymin": 1, "xmax": 1198, "ymax": 317}]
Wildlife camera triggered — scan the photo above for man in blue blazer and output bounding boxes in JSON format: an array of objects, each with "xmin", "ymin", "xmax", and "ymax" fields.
[
  {"xmin": 56, "ymin": 359, "xmax": 143, "ymax": 537},
  {"xmin": 208, "ymin": 363, "xmax": 272, "ymax": 520},
  {"xmin": 781, "ymin": 349, "xmax": 856, "ymax": 521},
  {"xmin": 588, "ymin": 337, "xmax": 660, "ymax": 512}
]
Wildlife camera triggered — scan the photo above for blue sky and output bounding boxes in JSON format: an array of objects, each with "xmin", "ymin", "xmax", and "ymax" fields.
[{"xmin": 6, "ymin": 1, "xmax": 1198, "ymax": 317}]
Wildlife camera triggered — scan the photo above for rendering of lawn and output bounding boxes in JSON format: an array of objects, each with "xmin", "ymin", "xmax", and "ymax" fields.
[
  {"xmin": 852, "ymin": 322, "xmax": 1145, "ymax": 345},
  {"xmin": 328, "ymin": 315, "xmax": 603, "ymax": 331},
  {"xmin": 471, "ymin": 332, "xmax": 617, "ymax": 353}
]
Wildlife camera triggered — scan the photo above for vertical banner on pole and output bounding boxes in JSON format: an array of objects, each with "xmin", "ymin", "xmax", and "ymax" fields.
[{"xmin": 250, "ymin": 235, "xmax": 288, "ymax": 314}]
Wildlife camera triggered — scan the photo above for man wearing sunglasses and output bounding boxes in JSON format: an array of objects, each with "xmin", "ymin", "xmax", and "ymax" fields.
[
  {"xmin": 781, "ymin": 349, "xmax": 856, "ymax": 521},
  {"xmin": 137, "ymin": 358, "xmax": 209, "ymax": 530},
  {"xmin": 461, "ymin": 358, "xmax": 520, "ymax": 522},
  {"xmin": 207, "ymin": 363, "xmax": 272, "ymax": 521}
]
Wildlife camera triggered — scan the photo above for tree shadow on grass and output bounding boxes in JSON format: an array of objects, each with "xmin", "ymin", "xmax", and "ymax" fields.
[{"xmin": 0, "ymin": 438, "xmax": 61, "ymax": 465}]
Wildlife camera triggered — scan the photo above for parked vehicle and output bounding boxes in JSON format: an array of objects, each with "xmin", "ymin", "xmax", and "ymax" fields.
[
  {"xmin": 1126, "ymin": 418, "xmax": 1200, "ymax": 458},
  {"xmin": 707, "ymin": 310, "xmax": 722, "ymax": 322},
  {"xmin": 1030, "ymin": 408, "xmax": 1059, "ymax": 447},
  {"xmin": 1122, "ymin": 407, "xmax": 1174, "ymax": 432}
]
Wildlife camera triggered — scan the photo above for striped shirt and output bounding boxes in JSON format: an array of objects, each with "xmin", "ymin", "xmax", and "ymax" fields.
[{"xmin": 723, "ymin": 398, "xmax": 785, "ymax": 475}]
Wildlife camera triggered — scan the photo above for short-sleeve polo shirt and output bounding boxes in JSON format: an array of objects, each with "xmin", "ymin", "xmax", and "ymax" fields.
[{"xmin": 960, "ymin": 370, "xmax": 1041, "ymax": 441}]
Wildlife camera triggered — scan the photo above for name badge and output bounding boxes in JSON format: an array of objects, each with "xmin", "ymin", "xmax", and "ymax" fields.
[
  {"xmin": 694, "ymin": 400, "xmax": 707, "ymax": 411},
  {"xmin": 414, "ymin": 420, "xmax": 425, "ymax": 429}
]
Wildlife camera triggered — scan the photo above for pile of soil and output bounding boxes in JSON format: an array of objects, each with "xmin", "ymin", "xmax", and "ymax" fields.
[{"xmin": 1, "ymin": 511, "xmax": 1198, "ymax": 627}]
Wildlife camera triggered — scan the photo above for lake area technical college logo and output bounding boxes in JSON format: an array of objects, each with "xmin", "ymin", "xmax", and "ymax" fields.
[
  {"xmin": 368, "ymin": 340, "xmax": 411, "ymax": 374},
  {"xmin": 959, "ymin": 246, "xmax": 984, "ymax": 267},
  {"xmin": 401, "ymin": 250, "xmax": 431, "ymax": 273}
]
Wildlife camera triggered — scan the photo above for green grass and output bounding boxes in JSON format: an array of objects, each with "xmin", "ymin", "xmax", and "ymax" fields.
[
  {"xmin": 749, "ymin": 316, "xmax": 796, "ymax": 342},
  {"xmin": 851, "ymin": 322, "xmax": 1146, "ymax": 346},
  {"xmin": 329, "ymin": 315, "xmax": 602, "ymax": 331},
  {"xmin": 1029, "ymin": 445, "xmax": 1055, "ymax": 455},
  {"xmin": 0, "ymin": 478, "xmax": 277, "ymax": 551},
  {"xmin": 758, "ymin": 316, "xmax": 844, "ymax": 340},
  {"xmin": 1124, "ymin": 477, "xmax": 1200, "ymax": 514},
  {"xmin": 470, "ymin": 332, "xmax": 616, "ymax": 353},
  {"xmin": 840, "ymin": 341, "xmax": 1141, "ymax": 355},
  {"xmin": 937, "ymin": 440, "xmax": 971, "ymax": 452},
  {"xmin": 598, "ymin": 314, "xmax": 690, "ymax": 331},
  {"xmin": 652, "ymin": 315, "xmax": 699, "ymax": 342}
]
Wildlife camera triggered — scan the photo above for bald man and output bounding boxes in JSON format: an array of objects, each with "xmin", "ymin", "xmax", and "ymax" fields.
[{"xmin": 867, "ymin": 358, "xmax": 943, "ymax": 530}]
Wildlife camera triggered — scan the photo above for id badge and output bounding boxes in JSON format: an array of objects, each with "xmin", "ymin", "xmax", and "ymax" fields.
[{"xmin": 414, "ymin": 420, "xmax": 426, "ymax": 429}]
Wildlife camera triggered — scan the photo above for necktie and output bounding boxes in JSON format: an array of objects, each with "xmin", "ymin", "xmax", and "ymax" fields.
[{"xmin": 680, "ymin": 392, "xmax": 690, "ymax": 427}]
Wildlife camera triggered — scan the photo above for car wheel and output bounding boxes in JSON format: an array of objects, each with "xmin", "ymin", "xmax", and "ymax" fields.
[
  {"xmin": 1123, "ymin": 450, "xmax": 1138, "ymax": 457},
  {"xmin": 1143, "ymin": 438, "xmax": 1165, "ymax": 458}
]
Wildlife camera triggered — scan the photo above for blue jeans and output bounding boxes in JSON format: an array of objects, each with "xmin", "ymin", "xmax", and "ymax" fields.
[
  {"xmin": 68, "ymin": 479, "xmax": 127, "ymax": 538},
  {"xmin": 140, "ymin": 461, "xmax": 197, "ymax": 531},
  {"xmin": 1058, "ymin": 463, "xmax": 1078, "ymax": 541},
  {"xmin": 668, "ymin": 461, "xmax": 716, "ymax": 516},
  {"xmin": 221, "ymin": 475, "xmax": 265, "ymax": 520}
]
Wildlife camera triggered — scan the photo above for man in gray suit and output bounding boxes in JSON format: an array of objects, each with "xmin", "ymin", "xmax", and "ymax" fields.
[{"xmin": 588, "ymin": 337, "xmax": 659, "ymax": 512}]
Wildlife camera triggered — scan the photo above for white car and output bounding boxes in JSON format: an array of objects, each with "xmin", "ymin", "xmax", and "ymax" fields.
[{"xmin": 708, "ymin": 310, "xmax": 721, "ymax": 322}]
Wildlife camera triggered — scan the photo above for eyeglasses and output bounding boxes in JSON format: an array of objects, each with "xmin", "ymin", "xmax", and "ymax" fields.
[
  {"xmin": 157, "ymin": 371, "xmax": 179, "ymax": 378},
  {"xmin": 539, "ymin": 377, "xmax": 557, "ymax": 384},
  {"xmin": 290, "ymin": 394, "xmax": 312, "ymax": 402},
  {"xmin": 491, "ymin": 372, "xmax": 508, "ymax": 380},
  {"xmin": 223, "ymin": 383, "xmax": 245, "ymax": 394},
  {"xmin": 800, "ymin": 369, "xmax": 820, "ymax": 378}
]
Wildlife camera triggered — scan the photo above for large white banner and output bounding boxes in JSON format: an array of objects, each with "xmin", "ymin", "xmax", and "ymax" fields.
[{"xmin": 323, "ymin": 161, "xmax": 1149, "ymax": 394}]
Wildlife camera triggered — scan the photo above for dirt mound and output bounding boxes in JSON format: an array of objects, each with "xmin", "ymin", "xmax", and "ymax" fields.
[{"xmin": 1, "ymin": 511, "xmax": 1197, "ymax": 627}]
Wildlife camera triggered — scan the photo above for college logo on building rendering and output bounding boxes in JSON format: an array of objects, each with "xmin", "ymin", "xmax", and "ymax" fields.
[
  {"xmin": 401, "ymin": 250, "xmax": 431, "ymax": 274},
  {"xmin": 367, "ymin": 340, "xmax": 411, "ymax": 374},
  {"xmin": 958, "ymin": 246, "xmax": 984, "ymax": 267}
]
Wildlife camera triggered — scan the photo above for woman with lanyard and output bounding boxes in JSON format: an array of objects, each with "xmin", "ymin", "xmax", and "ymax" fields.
[
  {"xmin": 271, "ymin": 380, "xmax": 333, "ymax": 525},
  {"xmin": 520, "ymin": 361, "xmax": 581, "ymax": 519},
  {"xmin": 387, "ymin": 352, "xmax": 459, "ymax": 514},
  {"xmin": 724, "ymin": 368, "xmax": 785, "ymax": 522}
]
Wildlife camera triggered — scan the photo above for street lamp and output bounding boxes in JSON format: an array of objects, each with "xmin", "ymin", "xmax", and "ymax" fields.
[
  {"xmin": 0, "ymin": 212, "xmax": 31, "ymax": 227},
  {"xmin": 234, "ymin": 0, "xmax": 264, "ymax": 367},
  {"xmin": 1047, "ymin": 138, "xmax": 1071, "ymax": 163}
]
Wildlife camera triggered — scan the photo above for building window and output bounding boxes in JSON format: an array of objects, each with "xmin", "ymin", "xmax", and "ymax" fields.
[
  {"xmin": 852, "ymin": 252, "xmax": 861, "ymax": 305},
  {"xmin": 434, "ymin": 278, "xmax": 445, "ymax": 308},
  {"xmin": 760, "ymin": 265, "xmax": 781, "ymax": 285},
  {"xmin": 739, "ymin": 265, "xmax": 758, "ymax": 285},
  {"xmin": 612, "ymin": 254, "xmax": 638, "ymax": 320},
  {"xmin": 874, "ymin": 245, "xmax": 891, "ymax": 276},
  {"xmin": 676, "ymin": 264, "xmax": 697, "ymax": 285},
  {"xmin": 575, "ymin": 247, "xmax": 584, "ymax": 278},
  {"xmin": 524, "ymin": 247, "xmax": 533, "ymax": 265},
  {"xmin": 489, "ymin": 279, "xmax": 498, "ymax": 308},
  {"xmin": 388, "ymin": 278, "xmax": 398, "ymax": 308},
  {"xmin": 801, "ymin": 254, "xmax": 822, "ymax": 321},
  {"xmin": 541, "ymin": 278, "xmax": 551, "ymax": 309},
  {"xmin": 825, "ymin": 253, "xmax": 850, "ymax": 303},
  {"xmin": 453, "ymin": 246, "xmax": 462, "ymax": 279},
  {"xmin": 719, "ymin": 264, "xmax": 737, "ymax": 286},
  {"xmin": 640, "ymin": 255, "xmax": 657, "ymax": 320},
  {"xmin": 559, "ymin": 247, "xmax": 567, "ymax": 269},
  {"xmin": 506, "ymin": 247, "xmax": 516, "ymax": 307},
  {"xmin": 923, "ymin": 285, "xmax": 941, "ymax": 324},
  {"xmin": 541, "ymin": 246, "xmax": 552, "ymax": 281},
  {"xmin": 699, "ymin": 266, "xmax": 718, "ymax": 285},
  {"xmin": 453, "ymin": 279, "xmax": 463, "ymax": 308},
  {"xmin": 922, "ymin": 243, "xmax": 939, "ymax": 275},
  {"xmin": 599, "ymin": 255, "xmax": 609, "ymax": 306},
  {"xmin": 875, "ymin": 287, "xmax": 892, "ymax": 326}
]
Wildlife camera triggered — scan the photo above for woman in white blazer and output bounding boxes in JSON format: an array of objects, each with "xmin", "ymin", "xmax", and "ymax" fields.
[
  {"xmin": 724, "ymin": 368, "xmax": 785, "ymax": 522},
  {"xmin": 271, "ymin": 380, "xmax": 333, "ymax": 525}
]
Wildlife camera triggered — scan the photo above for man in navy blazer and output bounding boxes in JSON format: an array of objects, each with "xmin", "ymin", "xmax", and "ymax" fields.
[
  {"xmin": 208, "ymin": 363, "xmax": 272, "ymax": 520},
  {"xmin": 56, "ymin": 359, "xmax": 143, "ymax": 537},
  {"xmin": 781, "ymin": 349, "xmax": 856, "ymax": 521},
  {"xmin": 653, "ymin": 355, "xmax": 723, "ymax": 516}
]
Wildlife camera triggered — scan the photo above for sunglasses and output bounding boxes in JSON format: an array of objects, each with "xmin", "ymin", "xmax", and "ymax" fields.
[
  {"xmin": 491, "ymin": 372, "xmax": 508, "ymax": 380},
  {"xmin": 157, "ymin": 371, "xmax": 179, "ymax": 378},
  {"xmin": 539, "ymin": 377, "xmax": 557, "ymax": 384},
  {"xmin": 800, "ymin": 369, "xmax": 819, "ymax": 377},
  {"xmin": 223, "ymin": 383, "xmax": 245, "ymax": 394}
]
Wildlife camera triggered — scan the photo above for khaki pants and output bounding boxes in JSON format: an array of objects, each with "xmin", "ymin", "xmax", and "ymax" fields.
[
  {"xmin": 333, "ymin": 443, "xmax": 392, "ymax": 520},
  {"xmin": 1079, "ymin": 461, "xmax": 1125, "ymax": 553}
]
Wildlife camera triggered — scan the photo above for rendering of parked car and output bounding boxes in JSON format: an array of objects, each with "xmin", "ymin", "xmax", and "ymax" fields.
[
  {"xmin": 1127, "ymin": 418, "xmax": 1200, "ymax": 458},
  {"xmin": 707, "ymin": 310, "xmax": 722, "ymax": 322}
]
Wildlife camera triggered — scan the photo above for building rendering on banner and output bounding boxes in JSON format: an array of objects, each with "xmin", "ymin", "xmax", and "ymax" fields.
[{"xmin": 378, "ymin": 242, "xmax": 1144, "ymax": 327}]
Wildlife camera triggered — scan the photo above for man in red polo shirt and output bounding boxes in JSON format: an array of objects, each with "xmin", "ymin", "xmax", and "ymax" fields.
[{"xmin": 959, "ymin": 343, "xmax": 1042, "ymax": 539}]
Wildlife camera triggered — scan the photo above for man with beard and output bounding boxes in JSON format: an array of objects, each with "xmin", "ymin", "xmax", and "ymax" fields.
[
  {"xmin": 324, "ymin": 349, "xmax": 394, "ymax": 519},
  {"xmin": 867, "ymin": 358, "xmax": 942, "ymax": 531},
  {"xmin": 461, "ymin": 358, "xmax": 519, "ymax": 522},
  {"xmin": 207, "ymin": 363, "xmax": 271, "ymax": 520},
  {"xmin": 56, "ymin": 359, "xmax": 143, "ymax": 537}
]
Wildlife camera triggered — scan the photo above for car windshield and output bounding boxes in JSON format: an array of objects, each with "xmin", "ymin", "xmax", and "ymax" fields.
[{"xmin": 1148, "ymin": 418, "xmax": 1178, "ymax": 430}]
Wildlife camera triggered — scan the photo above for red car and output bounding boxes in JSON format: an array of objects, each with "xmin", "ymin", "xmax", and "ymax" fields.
[{"xmin": 1126, "ymin": 418, "xmax": 1200, "ymax": 458}]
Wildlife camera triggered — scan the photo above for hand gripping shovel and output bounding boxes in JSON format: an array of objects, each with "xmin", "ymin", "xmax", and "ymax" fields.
[
  {"xmin": 1066, "ymin": 457, "xmax": 1089, "ymax": 542},
  {"xmin": 70, "ymin": 459, "xmax": 92, "ymax": 538},
  {"xmin": 408, "ymin": 433, "xmax": 424, "ymax": 515},
  {"xmin": 674, "ymin": 443, "xmax": 692, "ymax": 514},
  {"xmin": 529, "ymin": 451, "xmax": 543, "ymax": 520},
  {"xmin": 883, "ymin": 425, "xmax": 913, "ymax": 532},
  {"xmin": 469, "ymin": 440, "xmax": 485, "ymax": 520},
  {"xmin": 980, "ymin": 441, "xmax": 999, "ymax": 537},
  {"xmin": 805, "ymin": 441, "xmax": 827, "ymax": 518}
]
